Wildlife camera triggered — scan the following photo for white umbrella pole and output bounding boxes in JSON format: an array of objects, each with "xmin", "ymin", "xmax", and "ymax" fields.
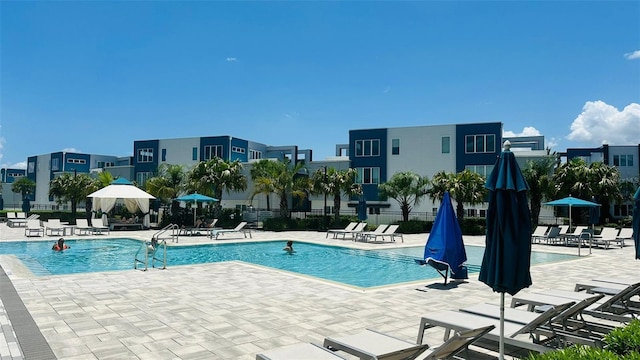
[{"xmin": 500, "ymin": 292, "xmax": 504, "ymax": 360}]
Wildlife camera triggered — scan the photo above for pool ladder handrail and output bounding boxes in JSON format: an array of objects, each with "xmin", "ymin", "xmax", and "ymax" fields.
[
  {"xmin": 153, "ymin": 223, "xmax": 180, "ymax": 243},
  {"xmin": 134, "ymin": 238, "xmax": 167, "ymax": 271}
]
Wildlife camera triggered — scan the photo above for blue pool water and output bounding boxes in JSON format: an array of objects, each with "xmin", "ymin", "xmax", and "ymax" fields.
[{"xmin": 0, "ymin": 239, "xmax": 578, "ymax": 288}]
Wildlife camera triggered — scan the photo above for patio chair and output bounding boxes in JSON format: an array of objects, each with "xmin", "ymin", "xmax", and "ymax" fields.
[
  {"xmin": 326, "ymin": 222, "xmax": 359, "ymax": 239},
  {"xmin": 91, "ymin": 218, "xmax": 110, "ymax": 235},
  {"xmin": 380, "ymin": 224, "xmax": 403, "ymax": 242},
  {"xmin": 616, "ymin": 228, "xmax": 633, "ymax": 246},
  {"xmin": 210, "ymin": 221, "xmax": 251, "ymax": 240},
  {"xmin": 537, "ymin": 226, "xmax": 561, "ymax": 245},
  {"xmin": 531, "ymin": 225, "xmax": 549, "ymax": 243},
  {"xmin": 7, "ymin": 212, "xmax": 27, "ymax": 227},
  {"xmin": 323, "ymin": 324, "xmax": 494, "ymax": 360},
  {"xmin": 416, "ymin": 305, "xmax": 571, "ymax": 357},
  {"xmin": 563, "ymin": 226, "xmax": 588, "ymax": 246},
  {"xmin": 256, "ymin": 342, "xmax": 347, "ymax": 360},
  {"xmin": 334, "ymin": 222, "xmax": 367, "ymax": 240},
  {"xmin": 24, "ymin": 219, "xmax": 44, "ymax": 237},
  {"xmin": 45, "ymin": 219, "xmax": 65, "ymax": 236},
  {"xmin": 75, "ymin": 219, "xmax": 95, "ymax": 235},
  {"xmin": 354, "ymin": 224, "xmax": 388, "ymax": 242},
  {"xmin": 593, "ymin": 227, "xmax": 623, "ymax": 249}
]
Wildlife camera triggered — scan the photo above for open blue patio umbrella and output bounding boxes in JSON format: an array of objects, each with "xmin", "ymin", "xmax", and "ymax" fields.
[
  {"xmin": 545, "ymin": 196, "xmax": 599, "ymax": 256},
  {"xmin": 175, "ymin": 193, "xmax": 219, "ymax": 225},
  {"xmin": 479, "ymin": 141, "xmax": 532, "ymax": 360},
  {"xmin": 357, "ymin": 195, "xmax": 368, "ymax": 222},
  {"xmin": 633, "ymin": 186, "xmax": 640, "ymax": 260},
  {"xmin": 419, "ymin": 191, "xmax": 467, "ymax": 284}
]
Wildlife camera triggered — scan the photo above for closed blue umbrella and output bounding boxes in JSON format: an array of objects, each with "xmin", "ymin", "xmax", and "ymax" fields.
[
  {"xmin": 357, "ymin": 196, "xmax": 368, "ymax": 222},
  {"xmin": 420, "ymin": 191, "xmax": 467, "ymax": 284},
  {"xmin": 633, "ymin": 186, "xmax": 640, "ymax": 260},
  {"xmin": 22, "ymin": 197, "xmax": 31, "ymax": 215},
  {"xmin": 479, "ymin": 141, "xmax": 531, "ymax": 360},
  {"xmin": 588, "ymin": 196, "xmax": 600, "ymax": 226}
]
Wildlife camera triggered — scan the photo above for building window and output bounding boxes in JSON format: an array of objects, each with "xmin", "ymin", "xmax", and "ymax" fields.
[
  {"xmin": 97, "ymin": 161, "xmax": 115, "ymax": 168},
  {"xmin": 162, "ymin": 149, "xmax": 167, "ymax": 162},
  {"xmin": 465, "ymin": 164, "xmax": 493, "ymax": 177},
  {"xmin": 356, "ymin": 167, "xmax": 380, "ymax": 184},
  {"xmin": 51, "ymin": 158, "xmax": 60, "ymax": 171},
  {"xmin": 613, "ymin": 154, "xmax": 634, "ymax": 167},
  {"xmin": 204, "ymin": 145, "xmax": 223, "ymax": 160},
  {"xmin": 137, "ymin": 148, "xmax": 154, "ymax": 163},
  {"xmin": 66, "ymin": 158, "xmax": 86, "ymax": 164},
  {"xmin": 391, "ymin": 139, "xmax": 400, "ymax": 155},
  {"xmin": 136, "ymin": 171, "xmax": 154, "ymax": 186},
  {"xmin": 232, "ymin": 146, "xmax": 246, "ymax": 154},
  {"xmin": 614, "ymin": 204, "xmax": 632, "ymax": 217},
  {"xmin": 355, "ymin": 139, "xmax": 381, "ymax": 157},
  {"xmin": 192, "ymin": 147, "xmax": 198, "ymax": 161},
  {"xmin": 250, "ymin": 150, "xmax": 262, "ymax": 160},
  {"xmin": 442, "ymin": 136, "xmax": 450, "ymax": 154},
  {"xmin": 28, "ymin": 162, "xmax": 35, "ymax": 173},
  {"xmin": 465, "ymin": 134, "xmax": 496, "ymax": 154}
]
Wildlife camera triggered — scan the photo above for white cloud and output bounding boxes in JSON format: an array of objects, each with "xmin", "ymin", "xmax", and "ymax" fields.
[
  {"xmin": 624, "ymin": 50, "xmax": 640, "ymax": 60},
  {"xmin": 226, "ymin": 57, "xmax": 237, "ymax": 62},
  {"xmin": 567, "ymin": 100, "xmax": 640, "ymax": 145},
  {"xmin": 503, "ymin": 126, "xmax": 542, "ymax": 138},
  {"xmin": 9, "ymin": 161, "xmax": 27, "ymax": 169},
  {"xmin": 62, "ymin": 147, "xmax": 80, "ymax": 153}
]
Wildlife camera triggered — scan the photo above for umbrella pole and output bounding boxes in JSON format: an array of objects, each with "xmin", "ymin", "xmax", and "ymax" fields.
[{"xmin": 500, "ymin": 292, "xmax": 504, "ymax": 360}]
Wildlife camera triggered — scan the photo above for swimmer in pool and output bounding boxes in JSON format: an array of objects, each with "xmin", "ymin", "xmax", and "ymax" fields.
[{"xmin": 283, "ymin": 240, "xmax": 294, "ymax": 254}]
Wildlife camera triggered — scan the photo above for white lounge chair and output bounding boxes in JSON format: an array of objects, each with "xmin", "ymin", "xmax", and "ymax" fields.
[
  {"xmin": 91, "ymin": 218, "xmax": 110, "ymax": 235},
  {"xmin": 334, "ymin": 222, "xmax": 367, "ymax": 240},
  {"xmin": 256, "ymin": 342, "xmax": 347, "ymax": 360},
  {"xmin": 210, "ymin": 221, "xmax": 251, "ymax": 240},
  {"xmin": 617, "ymin": 228, "xmax": 633, "ymax": 246},
  {"xmin": 380, "ymin": 224, "xmax": 403, "ymax": 242},
  {"xmin": 593, "ymin": 227, "xmax": 622, "ymax": 249},
  {"xmin": 45, "ymin": 219, "xmax": 65, "ymax": 236},
  {"xmin": 7, "ymin": 212, "xmax": 28, "ymax": 227},
  {"xmin": 354, "ymin": 224, "xmax": 388, "ymax": 242},
  {"xmin": 326, "ymin": 222, "xmax": 359, "ymax": 238},
  {"xmin": 531, "ymin": 225, "xmax": 549, "ymax": 243},
  {"xmin": 24, "ymin": 219, "xmax": 44, "ymax": 237},
  {"xmin": 75, "ymin": 219, "xmax": 95, "ymax": 235},
  {"xmin": 323, "ymin": 325, "xmax": 494, "ymax": 360}
]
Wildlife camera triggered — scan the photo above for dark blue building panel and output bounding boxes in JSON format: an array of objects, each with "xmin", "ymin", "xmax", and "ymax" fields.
[
  {"xmin": 133, "ymin": 140, "xmax": 160, "ymax": 174},
  {"xmin": 455, "ymin": 123, "xmax": 502, "ymax": 172},
  {"xmin": 349, "ymin": 128, "xmax": 387, "ymax": 201}
]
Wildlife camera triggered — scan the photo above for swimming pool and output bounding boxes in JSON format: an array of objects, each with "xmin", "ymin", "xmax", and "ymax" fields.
[{"xmin": 0, "ymin": 239, "xmax": 578, "ymax": 288}]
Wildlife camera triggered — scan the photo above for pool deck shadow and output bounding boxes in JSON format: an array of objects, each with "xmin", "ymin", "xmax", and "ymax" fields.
[{"xmin": 0, "ymin": 225, "xmax": 635, "ymax": 360}]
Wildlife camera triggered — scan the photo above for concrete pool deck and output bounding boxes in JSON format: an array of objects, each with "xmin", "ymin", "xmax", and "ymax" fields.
[{"xmin": 0, "ymin": 223, "xmax": 637, "ymax": 359}]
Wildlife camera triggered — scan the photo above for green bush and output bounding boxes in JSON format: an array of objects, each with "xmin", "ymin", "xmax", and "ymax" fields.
[
  {"xmin": 526, "ymin": 345, "xmax": 619, "ymax": 360},
  {"xmin": 605, "ymin": 319, "xmax": 640, "ymax": 356},
  {"xmin": 459, "ymin": 217, "xmax": 486, "ymax": 235},
  {"xmin": 397, "ymin": 220, "xmax": 429, "ymax": 234}
]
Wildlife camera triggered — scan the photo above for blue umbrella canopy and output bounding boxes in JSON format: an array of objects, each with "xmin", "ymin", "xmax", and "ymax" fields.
[
  {"xmin": 479, "ymin": 146, "xmax": 532, "ymax": 296},
  {"xmin": 544, "ymin": 196, "xmax": 599, "ymax": 234},
  {"xmin": 422, "ymin": 191, "xmax": 467, "ymax": 283},
  {"xmin": 176, "ymin": 193, "xmax": 219, "ymax": 203},
  {"xmin": 357, "ymin": 196, "xmax": 368, "ymax": 222},
  {"xmin": 633, "ymin": 186, "xmax": 640, "ymax": 260}
]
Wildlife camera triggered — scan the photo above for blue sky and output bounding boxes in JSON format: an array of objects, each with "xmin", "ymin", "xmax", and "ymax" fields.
[{"xmin": 1, "ymin": 1, "xmax": 639, "ymax": 169}]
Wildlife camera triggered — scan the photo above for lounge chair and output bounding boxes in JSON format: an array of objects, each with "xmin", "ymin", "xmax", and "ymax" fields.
[
  {"xmin": 210, "ymin": 221, "xmax": 251, "ymax": 240},
  {"xmin": 354, "ymin": 224, "xmax": 388, "ymax": 242},
  {"xmin": 24, "ymin": 219, "xmax": 44, "ymax": 237},
  {"xmin": 416, "ymin": 306, "xmax": 569, "ymax": 356},
  {"xmin": 537, "ymin": 226, "xmax": 561, "ymax": 245},
  {"xmin": 563, "ymin": 226, "xmax": 588, "ymax": 245},
  {"xmin": 7, "ymin": 212, "xmax": 28, "ymax": 227},
  {"xmin": 323, "ymin": 325, "xmax": 494, "ymax": 360},
  {"xmin": 616, "ymin": 228, "xmax": 633, "ymax": 246},
  {"xmin": 75, "ymin": 219, "xmax": 95, "ymax": 235},
  {"xmin": 574, "ymin": 280, "xmax": 629, "ymax": 293},
  {"xmin": 380, "ymin": 224, "xmax": 403, "ymax": 243},
  {"xmin": 326, "ymin": 222, "xmax": 359, "ymax": 239},
  {"xmin": 91, "ymin": 218, "xmax": 110, "ymax": 235},
  {"xmin": 45, "ymin": 219, "xmax": 65, "ymax": 236},
  {"xmin": 531, "ymin": 226, "xmax": 549, "ymax": 243},
  {"xmin": 334, "ymin": 222, "xmax": 367, "ymax": 240},
  {"xmin": 256, "ymin": 342, "xmax": 347, "ymax": 360},
  {"xmin": 593, "ymin": 227, "xmax": 623, "ymax": 249}
]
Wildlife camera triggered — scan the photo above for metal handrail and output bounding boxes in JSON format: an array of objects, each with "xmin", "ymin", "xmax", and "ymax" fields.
[
  {"xmin": 152, "ymin": 223, "xmax": 179, "ymax": 243},
  {"xmin": 134, "ymin": 238, "xmax": 167, "ymax": 271}
]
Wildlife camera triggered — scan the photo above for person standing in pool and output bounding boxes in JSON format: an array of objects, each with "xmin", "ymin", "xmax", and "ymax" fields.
[
  {"xmin": 283, "ymin": 240, "xmax": 294, "ymax": 253},
  {"xmin": 52, "ymin": 238, "xmax": 69, "ymax": 251}
]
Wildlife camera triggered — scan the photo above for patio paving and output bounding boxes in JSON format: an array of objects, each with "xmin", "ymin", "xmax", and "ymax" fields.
[{"xmin": 0, "ymin": 222, "xmax": 637, "ymax": 359}]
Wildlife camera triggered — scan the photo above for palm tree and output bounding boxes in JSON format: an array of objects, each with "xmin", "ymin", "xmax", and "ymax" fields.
[
  {"xmin": 523, "ymin": 154, "xmax": 557, "ymax": 229},
  {"xmin": 251, "ymin": 159, "xmax": 308, "ymax": 219},
  {"xmin": 378, "ymin": 171, "xmax": 429, "ymax": 222},
  {"xmin": 11, "ymin": 177, "xmax": 36, "ymax": 201},
  {"xmin": 186, "ymin": 157, "xmax": 247, "ymax": 217},
  {"xmin": 428, "ymin": 170, "xmax": 486, "ymax": 222},
  {"xmin": 146, "ymin": 164, "xmax": 186, "ymax": 216},
  {"xmin": 96, "ymin": 171, "xmax": 115, "ymax": 188},
  {"xmin": 311, "ymin": 167, "xmax": 362, "ymax": 224},
  {"xmin": 588, "ymin": 162, "xmax": 622, "ymax": 223},
  {"xmin": 249, "ymin": 159, "xmax": 280, "ymax": 211},
  {"xmin": 49, "ymin": 173, "xmax": 98, "ymax": 224}
]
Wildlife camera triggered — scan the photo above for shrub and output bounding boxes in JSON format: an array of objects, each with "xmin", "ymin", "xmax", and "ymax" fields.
[
  {"xmin": 526, "ymin": 345, "xmax": 619, "ymax": 360},
  {"xmin": 604, "ymin": 319, "xmax": 640, "ymax": 356},
  {"xmin": 397, "ymin": 220, "xmax": 428, "ymax": 234},
  {"xmin": 459, "ymin": 217, "xmax": 486, "ymax": 235}
]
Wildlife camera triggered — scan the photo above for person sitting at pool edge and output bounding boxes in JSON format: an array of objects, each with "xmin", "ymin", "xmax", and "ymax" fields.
[
  {"xmin": 52, "ymin": 238, "xmax": 69, "ymax": 251},
  {"xmin": 283, "ymin": 240, "xmax": 294, "ymax": 253}
]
